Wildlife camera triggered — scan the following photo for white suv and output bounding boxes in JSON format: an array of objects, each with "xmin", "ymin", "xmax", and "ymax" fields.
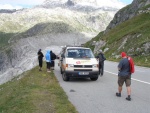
[{"xmin": 59, "ymin": 46, "xmax": 99, "ymax": 81}]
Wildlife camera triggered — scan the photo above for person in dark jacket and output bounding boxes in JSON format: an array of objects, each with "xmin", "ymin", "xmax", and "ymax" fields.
[
  {"xmin": 37, "ymin": 49, "xmax": 44, "ymax": 71},
  {"xmin": 50, "ymin": 51, "xmax": 57, "ymax": 70},
  {"xmin": 96, "ymin": 50, "xmax": 106, "ymax": 76},
  {"xmin": 116, "ymin": 52, "xmax": 132, "ymax": 101}
]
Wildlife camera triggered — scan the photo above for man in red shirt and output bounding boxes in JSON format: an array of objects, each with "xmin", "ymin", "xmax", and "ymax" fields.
[{"xmin": 116, "ymin": 52, "xmax": 132, "ymax": 101}]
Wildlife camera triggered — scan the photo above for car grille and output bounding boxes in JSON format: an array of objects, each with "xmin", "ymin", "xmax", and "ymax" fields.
[
  {"xmin": 74, "ymin": 65, "xmax": 92, "ymax": 68},
  {"xmin": 74, "ymin": 69, "xmax": 92, "ymax": 71}
]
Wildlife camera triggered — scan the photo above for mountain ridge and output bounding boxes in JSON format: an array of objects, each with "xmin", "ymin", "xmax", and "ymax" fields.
[
  {"xmin": 37, "ymin": 0, "xmax": 120, "ymax": 12},
  {"xmin": 85, "ymin": 0, "xmax": 150, "ymax": 67},
  {"xmin": 105, "ymin": 0, "xmax": 150, "ymax": 33}
]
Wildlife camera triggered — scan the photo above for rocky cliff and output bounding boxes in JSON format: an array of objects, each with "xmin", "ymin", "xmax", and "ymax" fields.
[
  {"xmin": 105, "ymin": 0, "xmax": 150, "ymax": 33},
  {"xmin": 87, "ymin": 0, "xmax": 150, "ymax": 67}
]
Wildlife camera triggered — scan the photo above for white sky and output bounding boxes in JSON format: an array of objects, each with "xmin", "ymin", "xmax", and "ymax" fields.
[
  {"xmin": 0, "ymin": 0, "xmax": 133, "ymax": 9},
  {"xmin": 0, "ymin": 0, "xmax": 45, "ymax": 9}
]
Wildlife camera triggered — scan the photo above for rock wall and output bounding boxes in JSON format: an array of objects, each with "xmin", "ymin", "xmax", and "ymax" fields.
[{"xmin": 105, "ymin": 0, "xmax": 150, "ymax": 33}]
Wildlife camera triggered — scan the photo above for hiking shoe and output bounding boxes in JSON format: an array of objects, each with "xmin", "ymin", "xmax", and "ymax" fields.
[
  {"xmin": 126, "ymin": 97, "xmax": 131, "ymax": 101},
  {"xmin": 116, "ymin": 93, "xmax": 121, "ymax": 97}
]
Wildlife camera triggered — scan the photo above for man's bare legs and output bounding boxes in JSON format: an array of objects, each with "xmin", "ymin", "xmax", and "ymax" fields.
[
  {"xmin": 116, "ymin": 86, "xmax": 122, "ymax": 97},
  {"xmin": 119, "ymin": 86, "xmax": 122, "ymax": 93},
  {"xmin": 126, "ymin": 86, "xmax": 131, "ymax": 101}
]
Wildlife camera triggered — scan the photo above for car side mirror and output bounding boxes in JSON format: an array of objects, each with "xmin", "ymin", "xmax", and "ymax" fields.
[
  {"xmin": 57, "ymin": 56, "xmax": 59, "ymax": 59},
  {"xmin": 61, "ymin": 54, "xmax": 65, "ymax": 58}
]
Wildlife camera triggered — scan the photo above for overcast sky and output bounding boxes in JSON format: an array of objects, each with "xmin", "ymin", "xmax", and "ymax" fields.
[{"xmin": 0, "ymin": 0, "xmax": 133, "ymax": 9}]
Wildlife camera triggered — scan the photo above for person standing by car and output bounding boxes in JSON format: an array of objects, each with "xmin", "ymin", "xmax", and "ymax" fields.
[
  {"xmin": 45, "ymin": 50, "xmax": 51, "ymax": 72},
  {"xmin": 96, "ymin": 50, "xmax": 106, "ymax": 76},
  {"xmin": 50, "ymin": 51, "xmax": 57, "ymax": 70},
  {"xmin": 116, "ymin": 52, "xmax": 132, "ymax": 101},
  {"xmin": 37, "ymin": 49, "xmax": 44, "ymax": 71}
]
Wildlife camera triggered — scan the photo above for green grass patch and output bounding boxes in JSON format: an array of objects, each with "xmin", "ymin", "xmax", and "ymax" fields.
[
  {"xmin": 0, "ymin": 32, "xmax": 14, "ymax": 49},
  {"xmin": 0, "ymin": 21, "xmax": 23, "ymax": 33},
  {"xmin": 0, "ymin": 63, "xmax": 77, "ymax": 113},
  {"xmin": 139, "ymin": 4, "xmax": 150, "ymax": 10}
]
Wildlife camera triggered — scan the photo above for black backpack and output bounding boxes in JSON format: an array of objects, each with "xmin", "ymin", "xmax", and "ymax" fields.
[{"xmin": 99, "ymin": 53, "xmax": 106, "ymax": 62}]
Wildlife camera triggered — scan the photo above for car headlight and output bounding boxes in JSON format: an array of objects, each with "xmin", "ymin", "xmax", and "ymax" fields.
[
  {"xmin": 93, "ymin": 64, "xmax": 98, "ymax": 68},
  {"xmin": 66, "ymin": 64, "xmax": 74, "ymax": 67}
]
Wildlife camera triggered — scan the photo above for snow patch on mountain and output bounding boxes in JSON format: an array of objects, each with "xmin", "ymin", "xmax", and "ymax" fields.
[{"xmin": 42, "ymin": 0, "xmax": 125, "ymax": 9}]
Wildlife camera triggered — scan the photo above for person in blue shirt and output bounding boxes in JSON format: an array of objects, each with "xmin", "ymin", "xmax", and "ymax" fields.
[{"xmin": 45, "ymin": 50, "xmax": 51, "ymax": 72}]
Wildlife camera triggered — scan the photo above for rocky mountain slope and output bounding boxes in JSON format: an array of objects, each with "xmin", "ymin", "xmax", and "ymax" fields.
[
  {"xmin": 0, "ymin": 0, "xmax": 121, "ymax": 84},
  {"xmin": 0, "ymin": 9, "xmax": 17, "ymax": 13},
  {"xmin": 105, "ymin": 0, "xmax": 150, "ymax": 33},
  {"xmin": 85, "ymin": 0, "xmax": 150, "ymax": 67}
]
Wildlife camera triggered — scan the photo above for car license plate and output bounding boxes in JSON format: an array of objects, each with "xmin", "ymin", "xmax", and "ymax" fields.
[{"xmin": 79, "ymin": 72, "xmax": 89, "ymax": 75}]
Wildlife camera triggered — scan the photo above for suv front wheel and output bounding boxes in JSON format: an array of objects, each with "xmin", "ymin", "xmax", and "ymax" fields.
[
  {"xmin": 62, "ymin": 72, "xmax": 69, "ymax": 81},
  {"xmin": 90, "ymin": 77, "xmax": 98, "ymax": 81}
]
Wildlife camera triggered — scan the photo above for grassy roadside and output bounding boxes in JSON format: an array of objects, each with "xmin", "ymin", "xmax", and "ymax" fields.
[{"xmin": 0, "ymin": 63, "xmax": 78, "ymax": 113}]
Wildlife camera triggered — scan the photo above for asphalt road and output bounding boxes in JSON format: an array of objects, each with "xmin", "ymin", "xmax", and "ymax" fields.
[{"xmin": 54, "ymin": 60, "xmax": 150, "ymax": 113}]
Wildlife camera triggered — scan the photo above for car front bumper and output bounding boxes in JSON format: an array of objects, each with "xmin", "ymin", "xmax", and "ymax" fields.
[{"xmin": 65, "ymin": 70, "xmax": 99, "ymax": 78}]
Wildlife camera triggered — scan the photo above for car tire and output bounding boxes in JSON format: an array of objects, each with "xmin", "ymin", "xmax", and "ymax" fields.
[
  {"xmin": 62, "ymin": 72, "xmax": 69, "ymax": 81},
  {"xmin": 90, "ymin": 77, "xmax": 98, "ymax": 81}
]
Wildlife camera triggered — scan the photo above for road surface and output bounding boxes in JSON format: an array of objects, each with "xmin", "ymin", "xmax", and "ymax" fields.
[{"xmin": 54, "ymin": 60, "xmax": 150, "ymax": 113}]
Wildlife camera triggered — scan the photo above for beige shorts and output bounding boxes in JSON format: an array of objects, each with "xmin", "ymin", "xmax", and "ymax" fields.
[{"xmin": 118, "ymin": 75, "xmax": 131, "ymax": 87}]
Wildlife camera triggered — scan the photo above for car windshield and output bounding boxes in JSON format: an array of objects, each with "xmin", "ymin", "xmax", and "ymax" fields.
[{"xmin": 67, "ymin": 48, "xmax": 95, "ymax": 58}]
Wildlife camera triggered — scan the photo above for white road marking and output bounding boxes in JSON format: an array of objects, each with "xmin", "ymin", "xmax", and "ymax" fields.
[
  {"xmin": 134, "ymin": 69, "xmax": 145, "ymax": 72},
  {"xmin": 105, "ymin": 70, "xmax": 150, "ymax": 85}
]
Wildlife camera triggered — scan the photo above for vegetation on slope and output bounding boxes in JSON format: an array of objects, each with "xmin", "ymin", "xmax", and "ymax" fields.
[
  {"xmin": 19, "ymin": 22, "xmax": 78, "ymax": 38},
  {"xmin": 0, "ymin": 22, "xmax": 79, "ymax": 50},
  {"xmin": 0, "ymin": 21, "xmax": 90, "ymax": 47},
  {"xmin": 85, "ymin": 13, "xmax": 150, "ymax": 67},
  {"xmin": 0, "ymin": 64, "xmax": 77, "ymax": 113},
  {"xmin": 0, "ymin": 32, "xmax": 15, "ymax": 50}
]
